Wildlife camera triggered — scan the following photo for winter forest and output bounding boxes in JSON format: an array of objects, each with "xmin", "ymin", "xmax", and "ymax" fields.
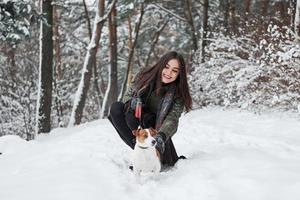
[{"xmin": 1, "ymin": 0, "xmax": 300, "ymax": 140}]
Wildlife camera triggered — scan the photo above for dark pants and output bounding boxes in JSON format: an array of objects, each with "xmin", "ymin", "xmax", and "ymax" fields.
[
  {"xmin": 108, "ymin": 101, "xmax": 181, "ymax": 167},
  {"xmin": 108, "ymin": 102, "xmax": 137, "ymax": 149}
]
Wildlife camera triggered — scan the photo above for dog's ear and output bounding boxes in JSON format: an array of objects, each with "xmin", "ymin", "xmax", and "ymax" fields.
[
  {"xmin": 133, "ymin": 126, "xmax": 142, "ymax": 136},
  {"xmin": 149, "ymin": 127, "xmax": 157, "ymax": 136},
  {"xmin": 132, "ymin": 129, "xmax": 139, "ymax": 136}
]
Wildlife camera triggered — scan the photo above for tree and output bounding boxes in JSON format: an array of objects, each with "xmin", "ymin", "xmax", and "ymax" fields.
[
  {"xmin": 69, "ymin": 0, "xmax": 116, "ymax": 126},
  {"xmin": 229, "ymin": 0, "xmax": 238, "ymax": 35},
  {"xmin": 295, "ymin": 0, "xmax": 300, "ymax": 38},
  {"xmin": 52, "ymin": 3, "xmax": 63, "ymax": 126},
  {"xmin": 184, "ymin": 0, "xmax": 198, "ymax": 52},
  {"xmin": 0, "ymin": 1, "xmax": 34, "ymax": 46},
  {"xmin": 35, "ymin": 0, "xmax": 53, "ymax": 135},
  {"xmin": 82, "ymin": 0, "xmax": 104, "ymax": 110},
  {"xmin": 222, "ymin": 0, "xmax": 229, "ymax": 33},
  {"xmin": 101, "ymin": 1, "xmax": 118, "ymax": 118},
  {"xmin": 83, "ymin": 0, "xmax": 92, "ymax": 40},
  {"xmin": 200, "ymin": 0, "xmax": 209, "ymax": 63},
  {"xmin": 258, "ymin": 0, "xmax": 269, "ymax": 35},
  {"xmin": 144, "ymin": 19, "xmax": 169, "ymax": 68},
  {"xmin": 119, "ymin": 3, "xmax": 145, "ymax": 101},
  {"xmin": 0, "ymin": 0, "xmax": 36, "ymax": 77}
]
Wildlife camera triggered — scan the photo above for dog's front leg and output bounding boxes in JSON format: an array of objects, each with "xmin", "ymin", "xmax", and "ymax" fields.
[{"xmin": 133, "ymin": 169, "xmax": 142, "ymax": 184}]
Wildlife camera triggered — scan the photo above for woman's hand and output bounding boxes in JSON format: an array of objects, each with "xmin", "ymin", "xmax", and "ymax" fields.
[{"xmin": 130, "ymin": 97, "xmax": 138, "ymax": 110}]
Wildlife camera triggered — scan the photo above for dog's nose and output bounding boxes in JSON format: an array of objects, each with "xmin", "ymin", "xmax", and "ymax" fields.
[{"xmin": 151, "ymin": 140, "xmax": 156, "ymax": 146}]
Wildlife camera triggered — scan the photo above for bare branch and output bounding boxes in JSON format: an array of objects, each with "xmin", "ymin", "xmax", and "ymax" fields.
[{"xmin": 152, "ymin": 3, "xmax": 187, "ymax": 22}]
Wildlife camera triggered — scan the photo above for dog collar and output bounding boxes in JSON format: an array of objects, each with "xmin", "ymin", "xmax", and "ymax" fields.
[{"xmin": 137, "ymin": 145, "xmax": 148, "ymax": 149}]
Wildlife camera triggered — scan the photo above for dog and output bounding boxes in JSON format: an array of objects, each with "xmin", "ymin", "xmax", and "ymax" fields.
[{"xmin": 132, "ymin": 127, "xmax": 161, "ymax": 179}]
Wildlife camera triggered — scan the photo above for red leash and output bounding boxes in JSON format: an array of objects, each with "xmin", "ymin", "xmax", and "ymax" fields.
[{"xmin": 134, "ymin": 98, "xmax": 142, "ymax": 122}]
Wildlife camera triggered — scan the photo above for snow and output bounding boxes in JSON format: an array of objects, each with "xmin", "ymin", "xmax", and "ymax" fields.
[{"xmin": 1, "ymin": 108, "xmax": 300, "ymax": 200}]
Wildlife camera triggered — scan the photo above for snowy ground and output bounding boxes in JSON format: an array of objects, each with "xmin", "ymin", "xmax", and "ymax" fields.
[{"xmin": 1, "ymin": 108, "xmax": 300, "ymax": 200}]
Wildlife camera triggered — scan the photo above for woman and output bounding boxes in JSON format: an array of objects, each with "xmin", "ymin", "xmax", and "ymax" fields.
[{"xmin": 108, "ymin": 51, "xmax": 192, "ymax": 167}]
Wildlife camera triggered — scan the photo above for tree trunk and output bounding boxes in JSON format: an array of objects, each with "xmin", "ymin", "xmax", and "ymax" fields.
[
  {"xmin": 244, "ymin": 0, "xmax": 252, "ymax": 22},
  {"xmin": 119, "ymin": 16, "xmax": 133, "ymax": 99},
  {"xmin": 145, "ymin": 19, "xmax": 169, "ymax": 68},
  {"xmin": 83, "ymin": 0, "xmax": 92, "ymax": 39},
  {"xmin": 290, "ymin": 0, "xmax": 297, "ymax": 31},
  {"xmin": 36, "ymin": 0, "xmax": 53, "ymax": 135},
  {"xmin": 69, "ymin": 0, "xmax": 111, "ymax": 126},
  {"xmin": 245, "ymin": 0, "xmax": 251, "ymax": 13},
  {"xmin": 53, "ymin": 5, "xmax": 62, "ymax": 80},
  {"xmin": 201, "ymin": 0, "xmax": 209, "ymax": 63},
  {"xmin": 280, "ymin": 1, "xmax": 290, "ymax": 26},
  {"xmin": 261, "ymin": 0, "xmax": 269, "ymax": 17},
  {"xmin": 53, "ymin": 4, "xmax": 63, "ymax": 126},
  {"xmin": 92, "ymin": 60, "xmax": 104, "ymax": 111},
  {"xmin": 258, "ymin": 0, "xmax": 269, "ymax": 34},
  {"xmin": 229, "ymin": 0, "xmax": 238, "ymax": 35},
  {"xmin": 119, "ymin": 4, "xmax": 145, "ymax": 101},
  {"xmin": 7, "ymin": 47, "xmax": 16, "ymax": 81},
  {"xmin": 223, "ymin": 0, "xmax": 229, "ymax": 33},
  {"xmin": 295, "ymin": 0, "xmax": 300, "ymax": 38},
  {"xmin": 83, "ymin": 0, "xmax": 103, "ymax": 115},
  {"xmin": 101, "ymin": 2, "xmax": 118, "ymax": 118},
  {"xmin": 185, "ymin": 0, "xmax": 198, "ymax": 51}
]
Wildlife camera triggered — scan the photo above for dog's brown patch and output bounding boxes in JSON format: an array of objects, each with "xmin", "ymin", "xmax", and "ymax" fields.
[
  {"xmin": 135, "ymin": 127, "xmax": 158, "ymax": 144},
  {"xmin": 136, "ymin": 129, "xmax": 148, "ymax": 143},
  {"xmin": 156, "ymin": 149, "xmax": 161, "ymax": 159}
]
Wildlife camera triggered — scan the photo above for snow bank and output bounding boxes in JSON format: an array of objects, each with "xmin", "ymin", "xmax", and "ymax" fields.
[{"xmin": 0, "ymin": 108, "xmax": 300, "ymax": 200}]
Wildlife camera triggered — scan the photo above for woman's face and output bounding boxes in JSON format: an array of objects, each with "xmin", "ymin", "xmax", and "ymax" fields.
[{"xmin": 161, "ymin": 59, "xmax": 180, "ymax": 84}]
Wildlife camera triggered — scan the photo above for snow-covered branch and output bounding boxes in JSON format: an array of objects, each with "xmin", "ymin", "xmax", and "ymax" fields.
[{"xmin": 151, "ymin": 3, "xmax": 187, "ymax": 22}]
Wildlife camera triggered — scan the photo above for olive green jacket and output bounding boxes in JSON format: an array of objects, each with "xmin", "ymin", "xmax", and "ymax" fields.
[{"xmin": 122, "ymin": 83, "xmax": 184, "ymax": 139}]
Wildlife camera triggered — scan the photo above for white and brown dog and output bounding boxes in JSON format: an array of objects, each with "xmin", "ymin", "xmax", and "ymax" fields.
[{"xmin": 132, "ymin": 127, "xmax": 161, "ymax": 178}]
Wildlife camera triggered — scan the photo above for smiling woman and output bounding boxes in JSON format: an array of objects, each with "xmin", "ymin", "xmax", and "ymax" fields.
[
  {"xmin": 161, "ymin": 59, "xmax": 180, "ymax": 84},
  {"xmin": 108, "ymin": 51, "xmax": 192, "ymax": 168}
]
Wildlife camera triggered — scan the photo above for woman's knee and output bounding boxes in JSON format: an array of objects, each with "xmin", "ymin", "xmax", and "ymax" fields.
[
  {"xmin": 109, "ymin": 101, "xmax": 125, "ymax": 117},
  {"xmin": 125, "ymin": 110, "xmax": 139, "ymax": 131}
]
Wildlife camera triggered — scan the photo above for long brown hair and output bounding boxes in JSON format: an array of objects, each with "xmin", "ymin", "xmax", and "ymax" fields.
[{"xmin": 133, "ymin": 51, "xmax": 192, "ymax": 112}]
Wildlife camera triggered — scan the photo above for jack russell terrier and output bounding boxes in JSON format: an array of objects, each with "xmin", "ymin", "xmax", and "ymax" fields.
[{"xmin": 132, "ymin": 127, "xmax": 161, "ymax": 178}]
